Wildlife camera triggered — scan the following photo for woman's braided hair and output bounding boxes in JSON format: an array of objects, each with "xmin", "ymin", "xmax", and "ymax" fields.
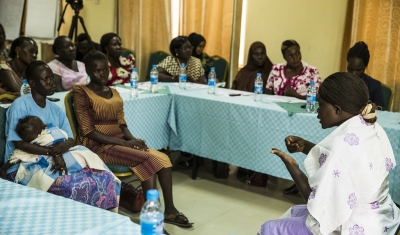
[
  {"xmin": 319, "ymin": 72, "xmax": 377, "ymax": 124},
  {"xmin": 347, "ymin": 41, "xmax": 370, "ymax": 66}
]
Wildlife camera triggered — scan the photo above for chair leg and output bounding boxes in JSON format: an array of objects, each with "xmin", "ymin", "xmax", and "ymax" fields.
[{"xmin": 191, "ymin": 154, "xmax": 198, "ymax": 180}]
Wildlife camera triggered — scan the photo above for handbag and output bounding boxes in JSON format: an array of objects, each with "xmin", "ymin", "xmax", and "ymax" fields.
[{"xmin": 119, "ymin": 180, "xmax": 145, "ymax": 213}]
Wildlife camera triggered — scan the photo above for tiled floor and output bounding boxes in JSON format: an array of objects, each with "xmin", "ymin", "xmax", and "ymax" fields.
[{"xmin": 119, "ymin": 155, "xmax": 305, "ymax": 235}]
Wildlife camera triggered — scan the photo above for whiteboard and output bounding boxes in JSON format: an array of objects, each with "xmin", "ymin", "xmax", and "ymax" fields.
[
  {"xmin": 0, "ymin": 0, "xmax": 25, "ymax": 40},
  {"xmin": 25, "ymin": 0, "xmax": 60, "ymax": 39}
]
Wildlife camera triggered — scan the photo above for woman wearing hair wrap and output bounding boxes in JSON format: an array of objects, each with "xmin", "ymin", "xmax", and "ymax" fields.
[
  {"xmin": 188, "ymin": 33, "xmax": 213, "ymax": 79},
  {"xmin": 347, "ymin": 41, "xmax": 385, "ymax": 109},
  {"xmin": 266, "ymin": 40, "xmax": 321, "ymax": 99},
  {"xmin": 258, "ymin": 72, "xmax": 400, "ymax": 235}
]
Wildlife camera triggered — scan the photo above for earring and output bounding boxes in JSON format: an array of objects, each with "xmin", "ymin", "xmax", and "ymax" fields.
[
  {"xmin": 176, "ymin": 53, "xmax": 178, "ymax": 56},
  {"xmin": 17, "ymin": 52, "xmax": 19, "ymax": 58}
]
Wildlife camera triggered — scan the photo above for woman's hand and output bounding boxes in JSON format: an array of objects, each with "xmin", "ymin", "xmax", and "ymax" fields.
[
  {"xmin": 0, "ymin": 167, "xmax": 6, "ymax": 179},
  {"xmin": 271, "ymin": 148, "xmax": 299, "ymax": 167},
  {"xmin": 283, "ymin": 86, "xmax": 299, "ymax": 97},
  {"xmin": 123, "ymin": 138, "xmax": 149, "ymax": 151},
  {"xmin": 51, "ymin": 155, "xmax": 68, "ymax": 175},
  {"xmin": 285, "ymin": 136, "xmax": 306, "ymax": 153},
  {"xmin": 48, "ymin": 139, "xmax": 74, "ymax": 156}
]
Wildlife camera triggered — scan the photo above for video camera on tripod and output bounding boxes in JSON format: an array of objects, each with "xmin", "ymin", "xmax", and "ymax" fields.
[{"xmin": 66, "ymin": 0, "xmax": 84, "ymax": 12}]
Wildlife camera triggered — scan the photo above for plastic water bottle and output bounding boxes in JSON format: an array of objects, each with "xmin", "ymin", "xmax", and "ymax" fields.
[
  {"xmin": 20, "ymin": 79, "xmax": 31, "ymax": 95},
  {"xmin": 130, "ymin": 68, "xmax": 139, "ymax": 97},
  {"xmin": 179, "ymin": 63, "xmax": 187, "ymax": 89},
  {"xmin": 140, "ymin": 189, "xmax": 164, "ymax": 235},
  {"xmin": 306, "ymin": 81, "xmax": 317, "ymax": 113},
  {"xmin": 208, "ymin": 67, "xmax": 216, "ymax": 94},
  {"xmin": 254, "ymin": 73, "xmax": 263, "ymax": 102},
  {"xmin": 150, "ymin": 65, "xmax": 158, "ymax": 93}
]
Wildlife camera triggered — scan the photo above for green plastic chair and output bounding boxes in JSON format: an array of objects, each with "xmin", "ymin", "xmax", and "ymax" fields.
[
  {"xmin": 146, "ymin": 51, "xmax": 169, "ymax": 80},
  {"xmin": 121, "ymin": 48, "xmax": 135, "ymax": 59},
  {"xmin": 381, "ymin": 84, "xmax": 393, "ymax": 111},
  {"xmin": 211, "ymin": 55, "xmax": 228, "ymax": 83},
  {"xmin": 64, "ymin": 92, "xmax": 133, "ymax": 177}
]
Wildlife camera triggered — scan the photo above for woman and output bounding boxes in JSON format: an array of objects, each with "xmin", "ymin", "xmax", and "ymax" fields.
[
  {"xmin": 72, "ymin": 50, "xmax": 192, "ymax": 227},
  {"xmin": 157, "ymin": 36, "xmax": 205, "ymax": 84},
  {"xmin": 0, "ymin": 23, "xmax": 11, "ymax": 62},
  {"xmin": 100, "ymin": 32, "xmax": 135, "ymax": 86},
  {"xmin": 2, "ymin": 61, "xmax": 119, "ymax": 210},
  {"xmin": 258, "ymin": 72, "xmax": 400, "ymax": 235},
  {"xmin": 188, "ymin": 32, "xmax": 213, "ymax": 79},
  {"xmin": 232, "ymin": 41, "xmax": 273, "ymax": 92},
  {"xmin": 266, "ymin": 40, "xmax": 322, "ymax": 99},
  {"xmin": 0, "ymin": 37, "xmax": 37, "ymax": 93},
  {"xmin": 347, "ymin": 41, "xmax": 385, "ymax": 110},
  {"xmin": 47, "ymin": 36, "xmax": 87, "ymax": 91}
]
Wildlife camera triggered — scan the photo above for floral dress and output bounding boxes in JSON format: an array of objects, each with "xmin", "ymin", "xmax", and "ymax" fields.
[{"xmin": 107, "ymin": 54, "xmax": 135, "ymax": 86}]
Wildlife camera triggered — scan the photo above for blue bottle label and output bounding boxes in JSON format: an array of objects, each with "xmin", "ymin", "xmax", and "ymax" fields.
[
  {"xmin": 130, "ymin": 80, "xmax": 138, "ymax": 88},
  {"xmin": 254, "ymin": 85, "xmax": 263, "ymax": 93},
  {"xmin": 307, "ymin": 94, "xmax": 316, "ymax": 102},
  {"xmin": 150, "ymin": 76, "xmax": 157, "ymax": 84},
  {"xmin": 208, "ymin": 80, "xmax": 215, "ymax": 86},
  {"xmin": 141, "ymin": 220, "xmax": 163, "ymax": 235},
  {"xmin": 180, "ymin": 74, "xmax": 187, "ymax": 82}
]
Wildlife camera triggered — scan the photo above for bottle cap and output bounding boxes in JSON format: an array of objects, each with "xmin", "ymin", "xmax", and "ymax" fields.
[
  {"xmin": 146, "ymin": 189, "xmax": 159, "ymax": 200},
  {"xmin": 132, "ymin": 68, "xmax": 137, "ymax": 72},
  {"xmin": 181, "ymin": 63, "xmax": 185, "ymax": 67},
  {"xmin": 152, "ymin": 65, "xmax": 157, "ymax": 68},
  {"xmin": 310, "ymin": 81, "xmax": 315, "ymax": 85},
  {"xmin": 257, "ymin": 73, "xmax": 261, "ymax": 77},
  {"xmin": 22, "ymin": 79, "xmax": 27, "ymax": 84},
  {"xmin": 211, "ymin": 67, "xmax": 215, "ymax": 71}
]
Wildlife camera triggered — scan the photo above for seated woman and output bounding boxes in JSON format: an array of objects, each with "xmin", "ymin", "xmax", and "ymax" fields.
[
  {"xmin": 232, "ymin": 41, "xmax": 273, "ymax": 92},
  {"xmin": 258, "ymin": 72, "xmax": 400, "ymax": 235},
  {"xmin": 72, "ymin": 50, "xmax": 192, "ymax": 227},
  {"xmin": 100, "ymin": 32, "xmax": 135, "ymax": 86},
  {"xmin": 0, "ymin": 23, "xmax": 11, "ymax": 62},
  {"xmin": 2, "ymin": 61, "xmax": 119, "ymax": 210},
  {"xmin": 188, "ymin": 32, "xmax": 213, "ymax": 80},
  {"xmin": 157, "ymin": 36, "xmax": 205, "ymax": 84},
  {"xmin": 47, "ymin": 36, "xmax": 88, "ymax": 92},
  {"xmin": 0, "ymin": 37, "xmax": 37, "ymax": 94},
  {"xmin": 347, "ymin": 41, "xmax": 385, "ymax": 109},
  {"xmin": 266, "ymin": 40, "xmax": 322, "ymax": 99},
  {"xmin": 75, "ymin": 33, "xmax": 101, "ymax": 62}
]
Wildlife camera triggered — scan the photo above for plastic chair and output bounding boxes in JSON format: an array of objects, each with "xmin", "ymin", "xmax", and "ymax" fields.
[
  {"xmin": 211, "ymin": 55, "xmax": 228, "ymax": 83},
  {"xmin": 146, "ymin": 51, "xmax": 169, "ymax": 80},
  {"xmin": 381, "ymin": 84, "xmax": 393, "ymax": 111},
  {"xmin": 121, "ymin": 48, "xmax": 135, "ymax": 59},
  {"xmin": 64, "ymin": 92, "xmax": 133, "ymax": 177}
]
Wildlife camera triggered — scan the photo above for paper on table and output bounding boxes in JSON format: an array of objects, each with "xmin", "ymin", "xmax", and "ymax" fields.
[
  {"xmin": 215, "ymin": 91, "xmax": 251, "ymax": 96},
  {"xmin": 114, "ymin": 87, "xmax": 145, "ymax": 94},
  {"xmin": 265, "ymin": 95, "xmax": 304, "ymax": 103},
  {"xmin": 0, "ymin": 103, "xmax": 12, "ymax": 108}
]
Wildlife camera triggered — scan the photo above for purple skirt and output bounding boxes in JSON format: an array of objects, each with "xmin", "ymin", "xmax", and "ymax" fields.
[
  {"xmin": 7, "ymin": 167, "xmax": 118, "ymax": 210},
  {"xmin": 258, "ymin": 205, "xmax": 313, "ymax": 235}
]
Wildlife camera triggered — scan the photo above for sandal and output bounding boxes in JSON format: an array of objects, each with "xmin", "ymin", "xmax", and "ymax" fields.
[
  {"xmin": 164, "ymin": 212, "xmax": 193, "ymax": 228},
  {"xmin": 283, "ymin": 183, "xmax": 299, "ymax": 195}
]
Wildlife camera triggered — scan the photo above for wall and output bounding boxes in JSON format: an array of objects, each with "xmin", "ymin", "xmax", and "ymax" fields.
[
  {"xmin": 59, "ymin": 0, "xmax": 116, "ymax": 43},
  {"xmin": 242, "ymin": 0, "xmax": 348, "ymax": 80}
]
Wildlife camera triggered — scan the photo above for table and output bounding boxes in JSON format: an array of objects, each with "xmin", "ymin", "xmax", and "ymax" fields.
[
  {"xmin": 167, "ymin": 88, "xmax": 400, "ymax": 203},
  {"xmin": 0, "ymin": 179, "xmax": 140, "ymax": 235}
]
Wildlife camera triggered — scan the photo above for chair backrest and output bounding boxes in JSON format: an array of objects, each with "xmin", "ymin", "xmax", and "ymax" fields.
[
  {"xmin": 146, "ymin": 51, "xmax": 169, "ymax": 80},
  {"xmin": 64, "ymin": 92, "xmax": 79, "ymax": 141},
  {"xmin": 211, "ymin": 55, "xmax": 228, "ymax": 83},
  {"xmin": 121, "ymin": 48, "xmax": 135, "ymax": 59},
  {"xmin": 381, "ymin": 84, "xmax": 393, "ymax": 111}
]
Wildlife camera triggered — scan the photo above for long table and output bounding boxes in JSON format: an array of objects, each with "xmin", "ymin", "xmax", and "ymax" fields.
[{"xmin": 0, "ymin": 179, "xmax": 140, "ymax": 235}]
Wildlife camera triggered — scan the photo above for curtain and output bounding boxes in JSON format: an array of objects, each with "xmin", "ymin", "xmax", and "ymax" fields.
[
  {"xmin": 341, "ymin": 0, "xmax": 400, "ymax": 111},
  {"xmin": 118, "ymin": 0, "xmax": 171, "ymax": 81},
  {"xmin": 180, "ymin": 0, "xmax": 234, "ymax": 65}
]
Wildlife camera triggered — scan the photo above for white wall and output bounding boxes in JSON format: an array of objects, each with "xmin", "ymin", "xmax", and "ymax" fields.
[{"xmin": 242, "ymin": 0, "xmax": 348, "ymax": 80}]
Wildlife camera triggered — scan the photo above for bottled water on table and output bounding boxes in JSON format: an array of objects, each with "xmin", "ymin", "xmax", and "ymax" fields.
[
  {"xmin": 130, "ymin": 68, "xmax": 139, "ymax": 97},
  {"xmin": 208, "ymin": 67, "xmax": 216, "ymax": 94},
  {"xmin": 179, "ymin": 63, "xmax": 187, "ymax": 89},
  {"xmin": 306, "ymin": 81, "xmax": 317, "ymax": 113},
  {"xmin": 254, "ymin": 73, "xmax": 263, "ymax": 102},
  {"xmin": 150, "ymin": 65, "xmax": 158, "ymax": 93},
  {"xmin": 140, "ymin": 189, "xmax": 164, "ymax": 235},
  {"xmin": 20, "ymin": 79, "xmax": 31, "ymax": 95}
]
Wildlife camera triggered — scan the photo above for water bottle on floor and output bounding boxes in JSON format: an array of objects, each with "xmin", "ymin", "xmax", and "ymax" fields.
[
  {"xmin": 150, "ymin": 65, "xmax": 158, "ymax": 93},
  {"xmin": 254, "ymin": 73, "xmax": 263, "ymax": 102},
  {"xmin": 306, "ymin": 81, "xmax": 316, "ymax": 113},
  {"xmin": 179, "ymin": 63, "xmax": 187, "ymax": 89},
  {"xmin": 208, "ymin": 67, "xmax": 216, "ymax": 94},
  {"xmin": 20, "ymin": 79, "xmax": 31, "ymax": 95},
  {"xmin": 140, "ymin": 189, "xmax": 164, "ymax": 235},
  {"xmin": 130, "ymin": 68, "xmax": 139, "ymax": 97}
]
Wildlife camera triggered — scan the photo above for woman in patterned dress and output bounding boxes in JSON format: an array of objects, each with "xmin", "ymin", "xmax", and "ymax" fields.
[
  {"xmin": 258, "ymin": 72, "xmax": 400, "ymax": 235},
  {"xmin": 72, "ymin": 50, "xmax": 192, "ymax": 228},
  {"xmin": 100, "ymin": 33, "xmax": 135, "ymax": 86},
  {"xmin": 157, "ymin": 36, "xmax": 205, "ymax": 84}
]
